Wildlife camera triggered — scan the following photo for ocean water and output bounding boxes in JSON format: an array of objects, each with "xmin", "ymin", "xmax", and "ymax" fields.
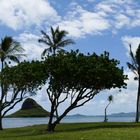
[{"xmin": 3, "ymin": 116, "xmax": 135, "ymax": 128}]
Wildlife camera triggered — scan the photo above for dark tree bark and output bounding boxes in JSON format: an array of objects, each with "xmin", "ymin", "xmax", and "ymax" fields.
[
  {"xmin": 135, "ymin": 78, "xmax": 140, "ymax": 122},
  {"xmin": 104, "ymin": 108, "xmax": 107, "ymax": 122},
  {"xmin": 47, "ymin": 104, "xmax": 55, "ymax": 132},
  {"xmin": 47, "ymin": 105, "xmax": 74, "ymax": 132}
]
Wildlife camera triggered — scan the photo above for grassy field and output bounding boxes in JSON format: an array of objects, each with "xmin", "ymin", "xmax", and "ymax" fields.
[{"xmin": 0, "ymin": 122, "xmax": 140, "ymax": 140}]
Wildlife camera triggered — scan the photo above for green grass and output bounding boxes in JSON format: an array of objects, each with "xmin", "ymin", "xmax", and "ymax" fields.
[{"xmin": 1, "ymin": 122, "xmax": 140, "ymax": 140}]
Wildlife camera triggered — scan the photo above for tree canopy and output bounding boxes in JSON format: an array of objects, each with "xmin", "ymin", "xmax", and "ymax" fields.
[
  {"xmin": 0, "ymin": 61, "xmax": 48, "ymax": 119},
  {"xmin": 44, "ymin": 50, "xmax": 127, "ymax": 131}
]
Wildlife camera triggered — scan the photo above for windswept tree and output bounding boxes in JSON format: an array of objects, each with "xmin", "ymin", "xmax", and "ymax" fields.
[
  {"xmin": 127, "ymin": 44, "xmax": 140, "ymax": 122},
  {"xmin": 0, "ymin": 61, "xmax": 48, "ymax": 130},
  {"xmin": 104, "ymin": 95, "xmax": 113, "ymax": 122},
  {"xmin": 44, "ymin": 50, "xmax": 127, "ymax": 132},
  {"xmin": 38, "ymin": 26, "xmax": 74, "ymax": 58}
]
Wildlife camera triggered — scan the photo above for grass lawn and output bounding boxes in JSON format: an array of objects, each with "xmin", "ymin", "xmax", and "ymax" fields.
[{"xmin": 0, "ymin": 122, "xmax": 140, "ymax": 140}]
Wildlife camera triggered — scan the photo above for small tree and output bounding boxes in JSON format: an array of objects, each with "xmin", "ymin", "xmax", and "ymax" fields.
[
  {"xmin": 0, "ymin": 61, "xmax": 48, "ymax": 130},
  {"xmin": 127, "ymin": 44, "xmax": 140, "ymax": 122},
  {"xmin": 44, "ymin": 50, "xmax": 127, "ymax": 132},
  {"xmin": 104, "ymin": 95, "xmax": 113, "ymax": 122}
]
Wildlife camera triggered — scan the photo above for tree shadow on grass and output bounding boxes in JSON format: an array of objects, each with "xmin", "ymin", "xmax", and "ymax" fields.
[
  {"xmin": 56, "ymin": 122, "xmax": 140, "ymax": 133},
  {"xmin": 0, "ymin": 126, "xmax": 44, "ymax": 139}
]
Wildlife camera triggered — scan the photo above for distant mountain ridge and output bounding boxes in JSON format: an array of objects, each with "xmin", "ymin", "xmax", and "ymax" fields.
[
  {"xmin": 109, "ymin": 112, "xmax": 135, "ymax": 117},
  {"xmin": 67, "ymin": 112, "xmax": 136, "ymax": 117}
]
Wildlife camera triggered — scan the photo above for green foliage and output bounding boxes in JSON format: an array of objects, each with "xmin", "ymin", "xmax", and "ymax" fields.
[
  {"xmin": 108, "ymin": 95, "xmax": 113, "ymax": 102},
  {"xmin": 45, "ymin": 50, "xmax": 127, "ymax": 92},
  {"xmin": 0, "ymin": 36, "xmax": 25, "ymax": 65},
  {"xmin": 38, "ymin": 26, "xmax": 74, "ymax": 57},
  {"xmin": 1, "ymin": 61, "xmax": 48, "ymax": 92},
  {"xmin": 45, "ymin": 50, "xmax": 127, "ymax": 131}
]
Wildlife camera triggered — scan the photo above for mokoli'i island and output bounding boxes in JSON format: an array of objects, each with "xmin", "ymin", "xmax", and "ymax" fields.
[
  {"xmin": 6, "ymin": 98, "xmax": 50, "ymax": 118},
  {"xmin": 0, "ymin": 0, "xmax": 140, "ymax": 139}
]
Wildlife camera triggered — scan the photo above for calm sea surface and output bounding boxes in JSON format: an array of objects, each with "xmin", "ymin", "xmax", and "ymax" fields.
[{"xmin": 3, "ymin": 116, "xmax": 135, "ymax": 128}]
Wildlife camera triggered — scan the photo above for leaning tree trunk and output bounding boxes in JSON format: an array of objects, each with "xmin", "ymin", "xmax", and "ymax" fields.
[
  {"xmin": 47, "ymin": 102, "xmax": 56, "ymax": 132},
  {"xmin": 135, "ymin": 78, "xmax": 140, "ymax": 122},
  {"xmin": 104, "ymin": 102, "xmax": 110, "ymax": 122},
  {"xmin": 104, "ymin": 107, "xmax": 107, "ymax": 122},
  {"xmin": 47, "ymin": 104, "xmax": 75, "ymax": 132}
]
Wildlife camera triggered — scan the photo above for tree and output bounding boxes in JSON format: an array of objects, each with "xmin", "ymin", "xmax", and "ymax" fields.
[
  {"xmin": 104, "ymin": 95, "xmax": 113, "ymax": 122},
  {"xmin": 44, "ymin": 50, "xmax": 127, "ymax": 132},
  {"xmin": 0, "ymin": 36, "xmax": 25, "ymax": 69},
  {"xmin": 0, "ymin": 36, "xmax": 25, "ymax": 130},
  {"xmin": 127, "ymin": 44, "xmax": 140, "ymax": 122},
  {"xmin": 0, "ymin": 61, "xmax": 48, "ymax": 130},
  {"xmin": 38, "ymin": 26, "xmax": 74, "ymax": 57},
  {"xmin": 39, "ymin": 26, "xmax": 74, "ymax": 119}
]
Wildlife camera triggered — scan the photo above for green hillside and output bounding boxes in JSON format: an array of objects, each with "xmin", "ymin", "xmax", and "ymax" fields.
[{"xmin": 7, "ymin": 98, "xmax": 50, "ymax": 117}]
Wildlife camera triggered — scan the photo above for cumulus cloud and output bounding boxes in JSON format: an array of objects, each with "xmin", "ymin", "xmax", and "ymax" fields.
[
  {"xmin": 122, "ymin": 36, "xmax": 140, "ymax": 56},
  {"xmin": 110, "ymin": 70, "xmax": 137, "ymax": 113},
  {"xmin": 57, "ymin": 5, "xmax": 110, "ymax": 38},
  {"xmin": 15, "ymin": 32, "xmax": 46, "ymax": 60},
  {"xmin": 56, "ymin": 0, "xmax": 140, "ymax": 38},
  {"xmin": 0, "ymin": 0, "xmax": 139, "ymax": 37},
  {"xmin": 0, "ymin": 0, "xmax": 60, "ymax": 30},
  {"xmin": 94, "ymin": 0, "xmax": 140, "ymax": 31}
]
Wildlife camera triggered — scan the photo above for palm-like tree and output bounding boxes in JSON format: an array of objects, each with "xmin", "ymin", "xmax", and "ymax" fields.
[
  {"xmin": 0, "ymin": 36, "xmax": 25, "ymax": 69},
  {"xmin": 104, "ymin": 95, "xmax": 113, "ymax": 122},
  {"xmin": 127, "ymin": 44, "xmax": 140, "ymax": 122},
  {"xmin": 0, "ymin": 36, "xmax": 25, "ymax": 130},
  {"xmin": 38, "ymin": 26, "xmax": 74, "ymax": 121},
  {"xmin": 38, "ymin": 26, "xmax": 75, "ymax": 58}
]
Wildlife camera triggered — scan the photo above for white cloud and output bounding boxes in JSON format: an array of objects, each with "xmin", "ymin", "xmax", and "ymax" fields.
[
  {"xmin": 0, "ymin": 0, "xmax": 139, "ymax": 37},
  {"xmin": 122, "ymin": 36, "xmax": 140, "ymax": 55},
  {"xmin": 0, "ymin": 0, "xmax": 60, "ymax": 30},
  {"xmin": 115, "ymin": 14, "xmax": 130, "ymax": 29},
  {"xmin": 94, "ymin": 0, "xmax": 140, "ymax": 32},
  {"xmin": 56, "ymin": 0, "xmax": 140, "ymax": 38},
  {"xmin": 15, "ymin": 32, "xmax": 46, "ymax": 60},
  {"xmin": 96, "ymin": 3, "xmax": 114, "ymax": 13},
  {"xmin": 111, "ymin": 70, "xmax": 137, "ymax": 113},
  {"xmin": 57, "ymin": 5, "xmax": 110, "ymax": 38}
]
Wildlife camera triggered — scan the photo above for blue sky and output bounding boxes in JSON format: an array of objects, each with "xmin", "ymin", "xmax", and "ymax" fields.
[{"xmin": 0, "ymin": 0, "xmax": 140, "ymax": 115}]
